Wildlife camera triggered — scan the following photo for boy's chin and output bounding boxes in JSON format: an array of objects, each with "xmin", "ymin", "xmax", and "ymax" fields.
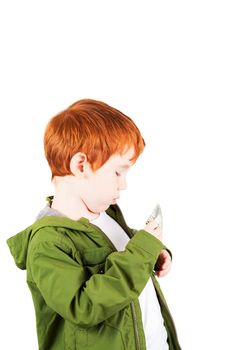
[
  {"xmin": 98, "ymin": 203, "xmax": 111, "ymax": 212},
  {"xmin": 98, "ymin": 201, "xmax": 115, "ymax": 212},
  {"xmin": 88, "ymin": 202, "xmax": 110, "ymax": 214}
]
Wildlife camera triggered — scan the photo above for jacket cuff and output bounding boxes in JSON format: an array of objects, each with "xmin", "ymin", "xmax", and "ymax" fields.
[{"xmin": 127, "ymin": 229, "xmax": 165, "ymax": 258}]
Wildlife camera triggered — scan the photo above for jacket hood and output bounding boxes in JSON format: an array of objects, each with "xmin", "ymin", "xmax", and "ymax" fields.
[
  {"xmin": 7, "ymin": 226, "xmax": 34, "ymax": 270},
  {"xmin": 6, "ymin": 218, "xmax": 93, "ymax": 271},
  {"xmin": 6, "ymin": 203, "xmax": 129, "ymax": 271}
]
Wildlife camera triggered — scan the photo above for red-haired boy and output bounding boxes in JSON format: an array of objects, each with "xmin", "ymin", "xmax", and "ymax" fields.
[{"xmin": 7, "ymin": 99, "xmax": 181, "ymax": 350}]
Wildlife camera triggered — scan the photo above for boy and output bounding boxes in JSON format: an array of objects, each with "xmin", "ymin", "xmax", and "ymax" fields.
[{"xmin": 7, "ymin": 99, "xmax": 181, "ymax": 350}]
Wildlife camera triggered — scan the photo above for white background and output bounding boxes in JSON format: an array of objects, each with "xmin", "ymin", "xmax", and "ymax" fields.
[{"xmin": 0, "ymin": 1, "xmax": 233, "ymax": 349}]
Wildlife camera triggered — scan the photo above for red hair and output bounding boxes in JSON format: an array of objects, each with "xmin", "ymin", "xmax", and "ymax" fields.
[{"xmin": 44, "ymin": 99, "xmax": 145, "ymax": 179}]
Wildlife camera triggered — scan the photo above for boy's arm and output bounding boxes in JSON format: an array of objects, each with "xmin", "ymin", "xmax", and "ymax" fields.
[
  {"xmin": 29, "ymin": 229, "xmax": 165, "ymax": 328},
  {"xmin": 131, "ymin": 228, "xmax": 172, "ymax": 277}
]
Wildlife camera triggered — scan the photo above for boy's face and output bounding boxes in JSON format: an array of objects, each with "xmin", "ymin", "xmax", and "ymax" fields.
[{"xmin": 80, "ymin": 147, "xmax": 134, "ymax": 214}]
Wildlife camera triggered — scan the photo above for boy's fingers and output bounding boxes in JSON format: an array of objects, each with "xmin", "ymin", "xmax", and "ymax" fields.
[
  {"xmin": 162, "ymin": 257, "xmax": 171, "ymax": 269},
  {"xmin": 158, "ymin": 251, "xmax": 171, "ymax": 268},
  {"xmin": 156, "ymin": 265, "xmax": 171, "ymax": 277},
  {"xmin": 161, "ymin": 262, "xmax": 169, "ymax": 270},
  {"xmin": 144, "ymin": 221, "xmax": 162, "ymax": 241}
]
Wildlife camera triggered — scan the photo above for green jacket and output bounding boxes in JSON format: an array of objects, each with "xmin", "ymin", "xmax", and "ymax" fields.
[{"xmin": 7, "ymin": 204, "xmax": 181, "ymax": 350}]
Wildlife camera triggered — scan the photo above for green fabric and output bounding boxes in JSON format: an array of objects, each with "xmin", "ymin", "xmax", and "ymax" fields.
[{"xmin": 7, "ymin": 204, "xmax": 181, "ymax": 350}]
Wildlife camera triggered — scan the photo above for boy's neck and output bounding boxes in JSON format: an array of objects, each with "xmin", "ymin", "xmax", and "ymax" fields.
[
  {"xmin": 51, "ymin": 178, "xmax": 100, "ymax": 221},
  {"xmin": 51, "ymin": 195, "xmax": 100, "ymax": 221}
]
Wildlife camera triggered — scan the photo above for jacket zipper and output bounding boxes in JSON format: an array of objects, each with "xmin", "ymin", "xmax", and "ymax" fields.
[
  {"xmin": 130, "ymin": 302, "xmax": 141, "ymax": 350},
  {"xmin": 151, "ymin": 273, "xmax": 180, "ymax": 348}
]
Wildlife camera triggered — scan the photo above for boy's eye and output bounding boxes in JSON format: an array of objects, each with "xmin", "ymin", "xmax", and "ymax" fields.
[{"xmin": 115, "ymin": 171, "xmax": 121, "ymax": 177}]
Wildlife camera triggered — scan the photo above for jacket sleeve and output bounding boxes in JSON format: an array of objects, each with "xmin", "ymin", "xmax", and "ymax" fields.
[{"xmin": 28, "ymin": 229, "xmax": 165, "ymax": 328}]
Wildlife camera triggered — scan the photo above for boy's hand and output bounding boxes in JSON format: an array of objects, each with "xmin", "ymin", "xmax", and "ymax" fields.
[
  {"xmin": 144, "ymin": 219, "xmax": 162, "ymax": 241},
  {"xmin": 154, "ymin": 249, "xmax": 171, "ymax": 277},
  {"xmin": 144, "ymin": 220, "xmax": 171, "ymax": 276}
]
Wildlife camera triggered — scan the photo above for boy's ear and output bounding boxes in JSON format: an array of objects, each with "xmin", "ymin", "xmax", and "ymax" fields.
[{"xmin": 70, "ymin": 152, "xmax": 88, "ymax": 177}]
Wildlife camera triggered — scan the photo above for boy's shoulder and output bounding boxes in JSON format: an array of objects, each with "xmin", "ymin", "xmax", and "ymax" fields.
[
  {"xmin": 28, "ymin": 204, "xmax": 135, "ymax": 257},
  {"xmin": 7, "ymin": 203, "xmax": 134, "ymax": 270}
]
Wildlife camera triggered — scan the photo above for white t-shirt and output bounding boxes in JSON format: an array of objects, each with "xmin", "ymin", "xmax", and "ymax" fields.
[{"xmin": 91, "ymin": 211, "xmax": 169, "ymax": 350}]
